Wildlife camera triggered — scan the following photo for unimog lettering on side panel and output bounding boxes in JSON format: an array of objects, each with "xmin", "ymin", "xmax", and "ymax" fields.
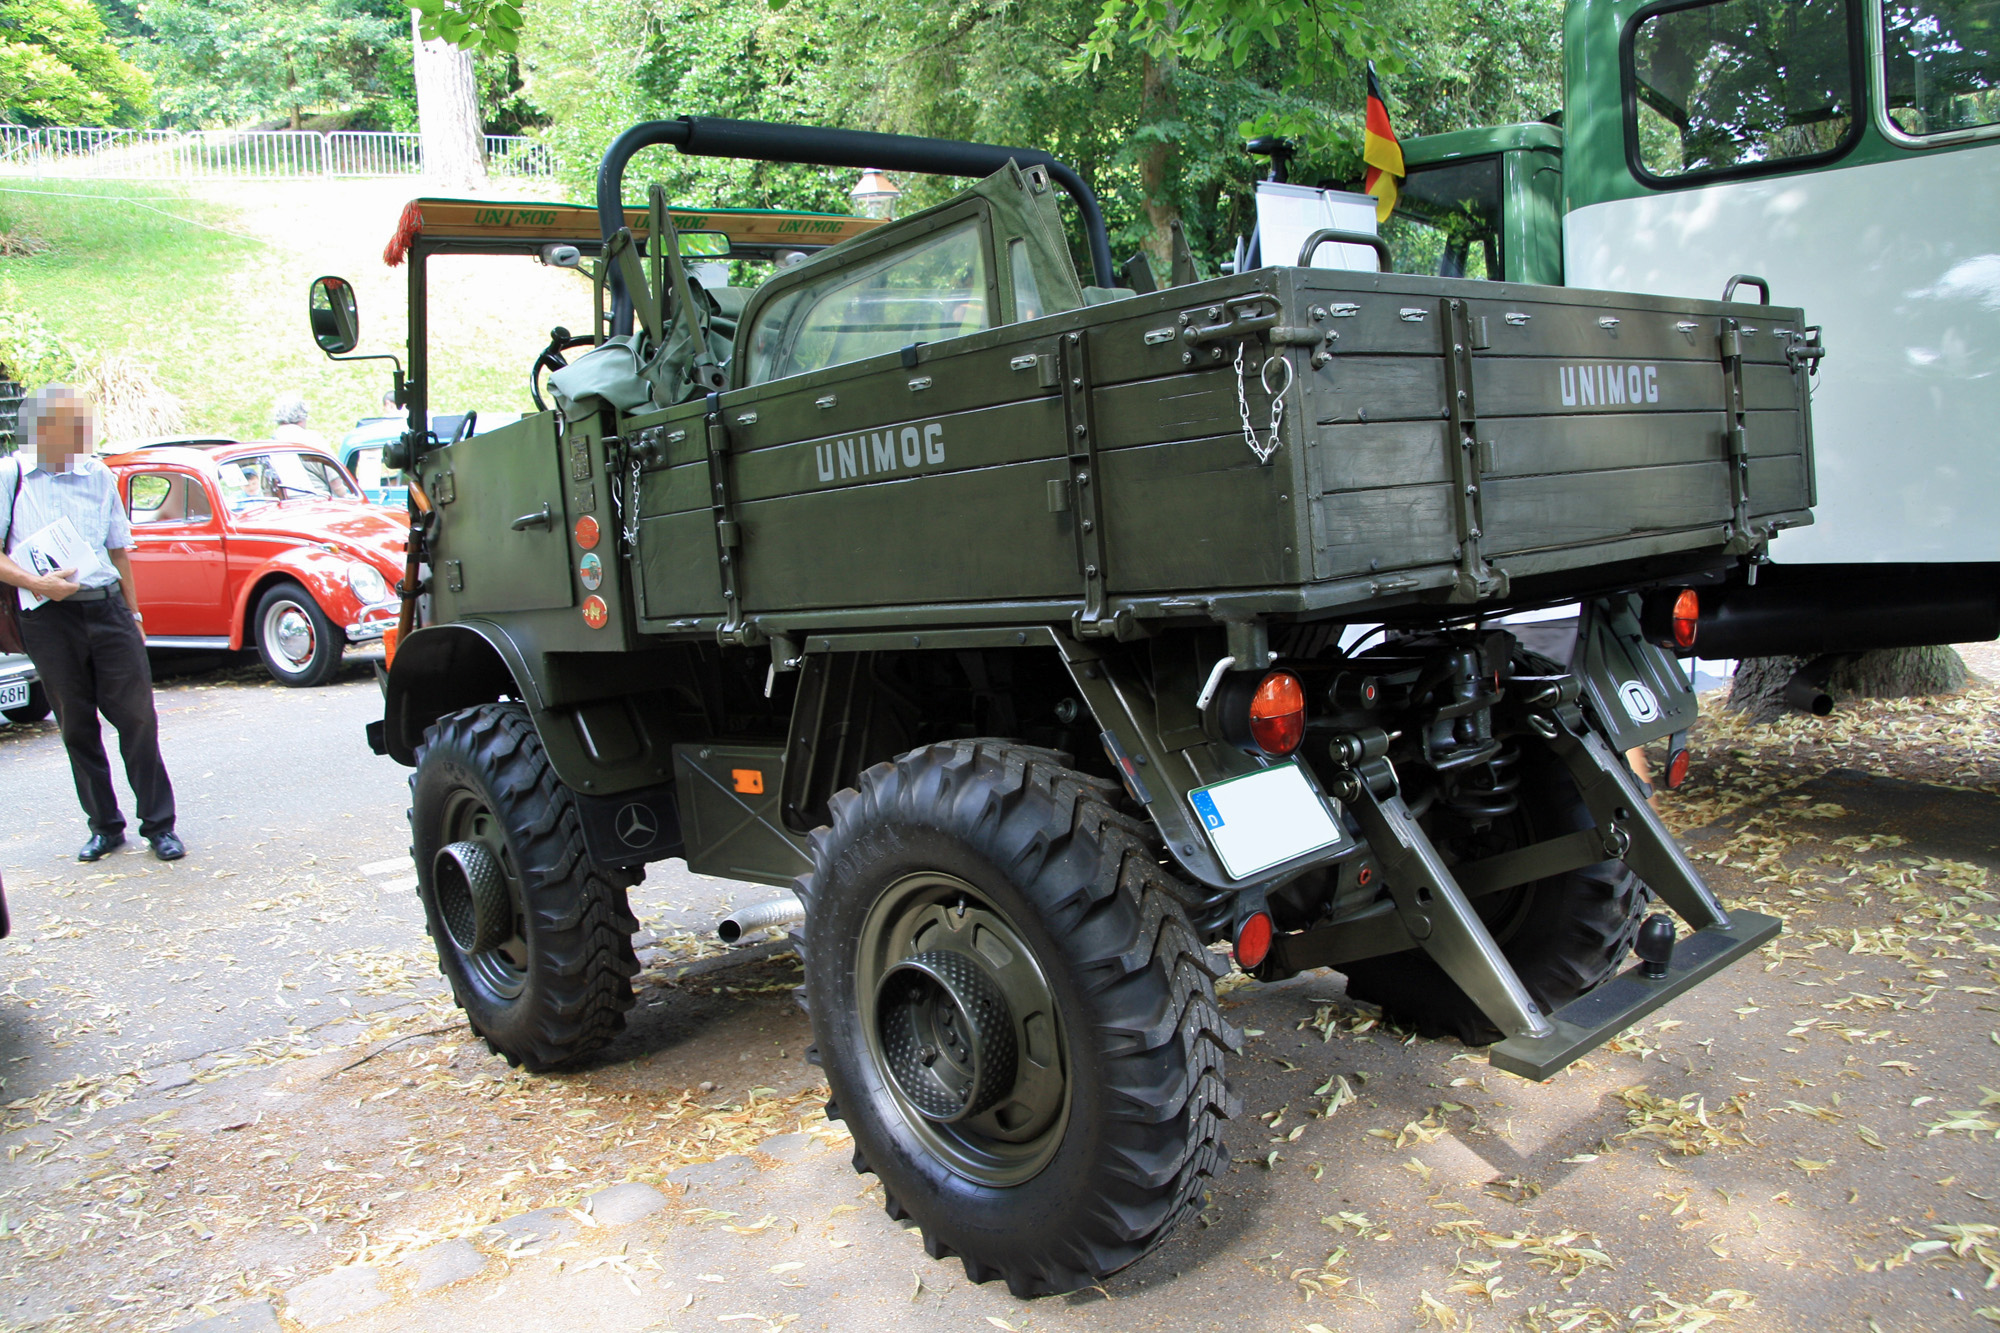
[{"xmin": 307, "ymin": 116, "xmax": 1817, "ymax": 1298}]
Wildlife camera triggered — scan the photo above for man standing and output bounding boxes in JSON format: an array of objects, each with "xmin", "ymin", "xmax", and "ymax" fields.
[{"xmin": 0, "ymin": 385, "xmax": 183, "ymax": 862}]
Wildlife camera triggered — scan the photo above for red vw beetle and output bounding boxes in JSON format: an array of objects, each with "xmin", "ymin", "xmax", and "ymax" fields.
[{"xmin": 103, "ymin": 442, "xmax": 408, "ymax": 687}]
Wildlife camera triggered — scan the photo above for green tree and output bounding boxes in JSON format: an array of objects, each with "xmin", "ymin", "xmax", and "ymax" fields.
[
  {"xmin": 0, "ymin": 0, "xmax": 154, "ymax": 126},
  {"xmin": 133, "ymin": 0, "xmax": 411, "ymax": 129}
]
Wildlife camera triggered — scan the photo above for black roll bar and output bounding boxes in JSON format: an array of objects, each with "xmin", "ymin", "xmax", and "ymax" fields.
[{"xmin": 594, "ymin": 116, "xmax": 1117, "ymax": 335}]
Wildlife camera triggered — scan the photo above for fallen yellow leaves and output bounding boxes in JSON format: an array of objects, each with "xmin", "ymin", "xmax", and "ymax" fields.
[
  {"xmin": 1430, "ymin": 1219, "xmax": 1614, "ymax": 1287},
  {"xmin": 1614, "ymin": 1086, "xmax": 1752, "ymax": 1155}
]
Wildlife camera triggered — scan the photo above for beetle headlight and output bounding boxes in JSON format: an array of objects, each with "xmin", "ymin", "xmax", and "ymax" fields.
[{"xmin": 348, "ymin": 562, "xmax": 391, "ymax": 605}]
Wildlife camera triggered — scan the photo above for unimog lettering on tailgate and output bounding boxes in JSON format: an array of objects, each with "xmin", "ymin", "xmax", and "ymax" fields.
[
  {"xmin": 813, "ymin": 421, "xmax": 946, "ymax": 484},
  {"xmin": 1560, "ymin": 363, "xmax": 1660, "ymax": 407}
]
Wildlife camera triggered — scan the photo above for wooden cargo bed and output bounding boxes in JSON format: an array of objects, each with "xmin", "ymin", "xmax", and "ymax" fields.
[{"xmin": 617, "ymin": 265, "xmax": 1813, "ymax": 636}]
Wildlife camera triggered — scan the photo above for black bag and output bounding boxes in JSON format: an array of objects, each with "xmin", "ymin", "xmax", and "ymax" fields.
[{"xmin": 1, "ymin": 459, "xmax": 24, "ymax": 654}]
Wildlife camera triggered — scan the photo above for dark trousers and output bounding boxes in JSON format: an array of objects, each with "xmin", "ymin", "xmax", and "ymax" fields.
[{"xmin": 18, "ymin": 593, "xmax": 177, "ymax": 839}]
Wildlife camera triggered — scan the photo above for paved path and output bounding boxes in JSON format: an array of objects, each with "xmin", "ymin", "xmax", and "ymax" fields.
[{"xmin": 3, "ymin": 654, "xmax": 1996, "ymax": 1333}]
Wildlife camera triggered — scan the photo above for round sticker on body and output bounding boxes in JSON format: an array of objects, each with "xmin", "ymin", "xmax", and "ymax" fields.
[
  {"xmin": 581, "ymin": 594, "xmax": 609, "ymax": 628},
  {"xmin": 573, "ymin": 515, "xmax": 600, "ymax": 550},
  {"xmin": 578, "ymin": 551, "xmax": 603, "ymax": 590}
]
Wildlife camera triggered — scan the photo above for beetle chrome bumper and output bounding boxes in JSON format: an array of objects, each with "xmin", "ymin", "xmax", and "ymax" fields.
[{"xmin": 345, "ymin": 604, "xmax": 399, "ymax": 643}]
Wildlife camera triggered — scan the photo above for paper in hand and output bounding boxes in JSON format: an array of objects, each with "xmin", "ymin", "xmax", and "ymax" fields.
[{"xmin": 13, "ymin": 516, "xmax": 111, "ymax": 610}]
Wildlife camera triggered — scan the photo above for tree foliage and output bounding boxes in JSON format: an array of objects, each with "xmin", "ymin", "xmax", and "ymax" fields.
[
  {"xmin": 409, "ymin": 0, "xmax": 525, "ymax": 58},
  {"xmin": 519, "ymin": 0, "xmax": 1564, "ymax": 272},
  {"xmin": 130, "ymin": 0, "xmax": 412, "ymax": 129},
  {"xmin": 0, "ymin": 0, "xmax": 154, "ymax": 126}
]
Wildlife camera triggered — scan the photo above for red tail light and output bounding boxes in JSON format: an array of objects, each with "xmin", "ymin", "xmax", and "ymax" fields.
[
  {"xmin": 1666, "ymin": 747, "xmax": 1691, "ymax": 789},
  {"xmin": 1671, "ymin": 588, "xmax": 1700, "ymax": 650},
  {"xmin": 1248, "ymin": 671, "xmax": 1306, "ymax": 755},
  {"xmin": 1234, "ymin": 911, "xmax": 1274, "ymax": 969}
]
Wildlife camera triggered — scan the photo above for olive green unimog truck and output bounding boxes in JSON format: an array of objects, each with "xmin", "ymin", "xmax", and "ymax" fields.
[{"xmin": 306, "ymin": 117, "xmax": 1818, "ymax": 1296}]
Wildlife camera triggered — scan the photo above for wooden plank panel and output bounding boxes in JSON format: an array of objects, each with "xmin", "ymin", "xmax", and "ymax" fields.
[
  {"xmin": 1742, "ymin": 362, "xmax": 1806, "ymax": 412},
  {"xmin": 1483, "ymin": 462, "xmax": 1729, "ymax": 555},
  {"xmin": 641, "ymin": 459, "xmax": 712, "ymax": 519},
  {"xmin": 1463, "ymin": 300, "xmax": 1721, "ymax": 362},
  {"xmin": 1748, "ymin": 454, "xmax": 1810, "ymax": 517},
  {"xmin": 1482, "ymin": 413, "xmax": 1724, "ymax": 477},
  {"xmin": 1472, "ymin": 357, "xmax": 1724, "ymax": 417},
  {"xmin": 1094, "ymin": 367, "xmax": 1242, "ymax": 449},
  {"xmin": 729, "ymin": 397, "xmax": 1064, "ymax": 503},
  {"xmin": 1743, "ymin": 409, "xmax": 1807, "ymax": 460},
  {"xmin": 1099, "ymin": 433, "xmax": 1296, "ymax": 592},
  {"xmin": 637, "ymin": 510, "xmax": 726, "ymax": 619},
  {"xmin": 1308, "ymin": 356, "xmax": 1448, "ymax": 424},
  {"xmin": 1314, "ymin": 484, "xmax": 1457, "ymax": 579},
  {"xmin": 736, "ymin": 460, "xmax": 1077, "ymax": 611},
  {"xmin": 1315, "ymin": 420, "xmax": 1452, "ymax": 490}
]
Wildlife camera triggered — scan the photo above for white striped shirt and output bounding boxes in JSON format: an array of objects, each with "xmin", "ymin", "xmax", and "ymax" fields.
[{"xmin": 3, "ymin": 456, "xmax": 132, "ymax": 590}]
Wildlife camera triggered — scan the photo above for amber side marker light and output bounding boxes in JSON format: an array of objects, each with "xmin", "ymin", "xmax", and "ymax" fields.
[
  {"xmin": 1248, "ymin": 671, "xmax": 1307, "ymax": 756},
  {"xmin": 1234, "ymin": 911, "xmax": 1274, "ymax": 969}
]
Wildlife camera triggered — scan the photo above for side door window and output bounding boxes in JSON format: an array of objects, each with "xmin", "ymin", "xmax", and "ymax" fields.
[
  {"xmin": 744, "ymin": 219, "xmax": 992, "ymax": 385},
  {"xmin": 1627, "ymin": 0, "xmax": 1863, "ymax": 182},
  {"xmin": 1384, "ymin": 156, "xmax": 1504, "ymax": 279},
  {"xmin": 1881, "ymin": 0, "xmax": 2000, "ymax": 139}
]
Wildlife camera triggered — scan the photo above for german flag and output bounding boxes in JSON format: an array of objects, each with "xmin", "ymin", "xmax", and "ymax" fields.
[{"xmin": 1362, "ymin": 62, "xmax": 1405, "ymax": 223}]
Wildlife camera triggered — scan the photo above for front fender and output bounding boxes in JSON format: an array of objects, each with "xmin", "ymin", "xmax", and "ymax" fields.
[
  {"xmin": 229, "ymin": 547, "xmax": 370, "ymax": 650},
  {"xmin": 379, "ymin": 621, "xmax": 530, "ymax": 765}
]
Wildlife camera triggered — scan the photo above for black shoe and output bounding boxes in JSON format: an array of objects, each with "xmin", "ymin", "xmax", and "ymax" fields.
[
  {"xmin": 149, "ymin": 832, "xmax": 186, "ymax": 862},
  {"xmin": 78, "ymin": 832, "xmax": 126, "ymax": 862}
]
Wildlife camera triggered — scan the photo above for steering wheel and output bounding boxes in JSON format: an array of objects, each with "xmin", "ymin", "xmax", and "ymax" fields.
[{"xmin": 530, "ymin": 325, "xmax": 600, "ymax": 412}]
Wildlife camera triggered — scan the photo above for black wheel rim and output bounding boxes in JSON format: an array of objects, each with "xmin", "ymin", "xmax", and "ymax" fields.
[
  {"xmin": 857, "ymin": 872, "xmax": 1068, "ymax": 1187},
  {"xmin": 438, "ymin": 788, "xmax": 529, "ymax": 1000}
]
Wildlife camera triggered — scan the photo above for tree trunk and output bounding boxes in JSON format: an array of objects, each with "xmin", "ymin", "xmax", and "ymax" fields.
[
  {"xmin": 411, "ymin": 14, "xmax": 485, "ymax": 192},
  {"xmin": 1137, "ymin": 51, "xmax": 1179, "ymax": 274},
  {"xmin": 1727, "ymin": 645, "xmax": 1970, "ymax": 722}
]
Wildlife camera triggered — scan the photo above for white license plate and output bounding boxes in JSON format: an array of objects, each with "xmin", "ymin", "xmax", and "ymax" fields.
[
  {"xmin": 1188, "ymin": 761, "xmax": 1349, "ymax": 880},
  {"xmin": 0, "ymin": 679, "xmax": 29, "ymax": 712}
]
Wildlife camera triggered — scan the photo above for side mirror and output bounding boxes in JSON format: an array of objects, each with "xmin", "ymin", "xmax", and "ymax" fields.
[{"xmin": 309, "ymin": 276, "xmax": 360, "ymax": 355}]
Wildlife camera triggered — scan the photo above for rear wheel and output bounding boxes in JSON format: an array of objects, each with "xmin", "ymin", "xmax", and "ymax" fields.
[
  {"xmin": 1339, "ymin": 745, "xmax": 1651, "ymax": 1043},
  {"xmin": 254, "ymin": 581, "xmax": 342, "ymax": 687},
  {"xmin": 411, "ymin": 702, "xmax": 639, "ymax": 1069},
  {"xmin": 797, "ymin": 741, "xmax": 1238, "ymax": 1297}
]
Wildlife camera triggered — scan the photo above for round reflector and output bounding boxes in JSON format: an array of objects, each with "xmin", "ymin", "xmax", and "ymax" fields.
[
  {"xmin": 1671, "ymin": 588, "xmax": 1699, "ymax": 650},
  {"xmin": 1666, "ymin": 747, "xmax": 1691, "ymax": 789},
  {"xmin": 1234, "ymin": 911, "xmax": 1274, "ymax": 970},
  {"xmin": 1248, "ymin": 671, "xmax": 1307, "ymax": 755}
]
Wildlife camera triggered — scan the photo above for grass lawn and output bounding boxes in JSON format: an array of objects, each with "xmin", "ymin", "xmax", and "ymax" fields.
[{"xmin": 0, "ymin": 177, "xmax": 592, "ymax": 445}]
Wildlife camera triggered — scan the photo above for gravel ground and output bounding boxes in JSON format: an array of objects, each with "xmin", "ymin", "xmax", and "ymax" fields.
[{"xmin": 1, "ymin": 652, "xmax": 1995, "ymax": 1332}]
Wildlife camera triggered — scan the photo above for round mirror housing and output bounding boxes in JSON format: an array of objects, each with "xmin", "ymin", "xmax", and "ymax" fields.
[{"xmin": 309, "ymin": 275, "xmax": 360, "ymax": 355}]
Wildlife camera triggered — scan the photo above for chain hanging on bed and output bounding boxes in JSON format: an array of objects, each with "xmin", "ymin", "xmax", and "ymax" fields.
[
  {"xmin": 622, "ymin": 450, "xmax": 643, "ymax": 551},
  {"xmin": 1235, "ymin": 342, "xmax": 1293, "ymax": 465}
]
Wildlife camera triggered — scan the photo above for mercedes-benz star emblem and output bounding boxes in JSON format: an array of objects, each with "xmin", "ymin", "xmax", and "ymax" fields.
[{"xmin": 615, "ymin": 802, "xmax": 658, "ymax": 847}]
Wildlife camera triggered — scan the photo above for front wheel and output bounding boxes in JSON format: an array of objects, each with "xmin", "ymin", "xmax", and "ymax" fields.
[
  {"xmin": 798, "ymin": 741, "xmax": 1239, "ymax": 1297},
  {"xmin": 410, "ymin": 703, "xmax": 639, "ymax": 1069},
  {"xmin": 253, "ymin": 581, "xmax": 342, "ymax": 687}
]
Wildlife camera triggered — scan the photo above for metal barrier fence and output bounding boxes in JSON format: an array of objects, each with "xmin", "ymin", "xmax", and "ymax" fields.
[
  {"xmin": 0, "ymin": 126, "xmax": 555, "ymax": 179},
  {"xmin": 0, "ymin": 379, "xmax": 20, "ymax": 451}
]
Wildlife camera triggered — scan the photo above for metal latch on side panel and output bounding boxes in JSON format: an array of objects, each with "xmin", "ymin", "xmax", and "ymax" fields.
[
  {"xmin": 444, "ymin": 559, "xmax": 464, "ymax": 593},
  {"xmin": 434, "ymin": 471, "xmax": 456, "ymax": 505}
]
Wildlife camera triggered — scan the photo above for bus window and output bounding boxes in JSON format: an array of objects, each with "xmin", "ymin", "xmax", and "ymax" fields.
[
  {"xmin": 1882, "ymin": 0, "xmax": 2000, "ymax": 138},
  {"xmin": 1384, "ymin": 156, "xmax": 1503, "ymax": 280},
  {"xmin": 1629, "ymin": 0, "xmax": 1861, "ymax": 180}
]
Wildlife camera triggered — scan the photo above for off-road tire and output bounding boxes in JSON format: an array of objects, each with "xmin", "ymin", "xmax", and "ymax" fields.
[
  {"xmin": 253, "ymin": 581, "xmax": 342, "ymax": 687},
  {"xmin": 410, "ymin": 702, "xmax": 640, "ymax": 1069},
  {"xmin": 1339, "ymin": 746, "xmax": 1651, "ymax": 1044},
  {"xmin": 2, "ymin": 682, "xmax": 50, "ymax": 724},
  {"xmin": 795, "ymin": 740, "xmax": 1240, "ymax": 1298}
]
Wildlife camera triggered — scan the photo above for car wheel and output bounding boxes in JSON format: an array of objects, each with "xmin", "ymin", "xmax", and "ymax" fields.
[
  {"xmin": 254, "ymin": 581, "xmax": 342, "ymax": 687},
  {"xmin": 799, "ymin": 740, "xmax": 1240, "ymax": 1296},
  {"xmin": 411, "ymin": 702, "xmax": 641, "ymax": 1069},
  {"xmin": 2, "ymin": 682, "xmax": 50, "ymax": 725}
]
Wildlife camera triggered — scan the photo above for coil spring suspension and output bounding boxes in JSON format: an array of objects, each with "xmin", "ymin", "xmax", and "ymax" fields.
[{"xmin": 1440, "ymin": 741, "xmax": 1520, "ymax": 821}]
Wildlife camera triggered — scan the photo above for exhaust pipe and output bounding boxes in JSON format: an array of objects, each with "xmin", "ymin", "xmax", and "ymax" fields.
[
  {"xmin": 717, "ymin": 892, "xmax": 804, "ymax": 944},
  {"xmin": 1782, "ymin": 656, "xmax": 1837, "ymax": 717}
]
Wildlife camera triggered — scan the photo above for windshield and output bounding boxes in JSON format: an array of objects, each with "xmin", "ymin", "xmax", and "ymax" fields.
[
  {"xmin": 216, "ymin": 452, "xmax": 360, "ymax": 508},
  {"xmin": 1383, "ymin": 156, "xmax": 1505, "ymax": 280}
]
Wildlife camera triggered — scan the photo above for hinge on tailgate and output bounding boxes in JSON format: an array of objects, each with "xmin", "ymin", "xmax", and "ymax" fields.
[
  {"xmin": 1441, "ymin": 299, "xmax": 1507, "ymax": 603},
  {"xmin": 1059, "ymin": 332, "xmax": 1114, "ymax": 637},
  {"xmin": 704, "ymin": 392, "xmax": 760, "ymax": 646},
  {"xmin": 1719, "ymin": 319, "xmax": 1755, "ymax": 555}
]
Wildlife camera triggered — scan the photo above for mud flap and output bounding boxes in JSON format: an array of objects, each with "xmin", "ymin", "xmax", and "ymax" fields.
[{"xmin": 572, "ymin": 780, "xmax": 685, "ymax": 869}]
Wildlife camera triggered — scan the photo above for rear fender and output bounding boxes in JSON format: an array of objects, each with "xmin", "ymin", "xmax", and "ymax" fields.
[{"xmin": 230, "ymin": 548, "xmax": 367, "ymax": 651}]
